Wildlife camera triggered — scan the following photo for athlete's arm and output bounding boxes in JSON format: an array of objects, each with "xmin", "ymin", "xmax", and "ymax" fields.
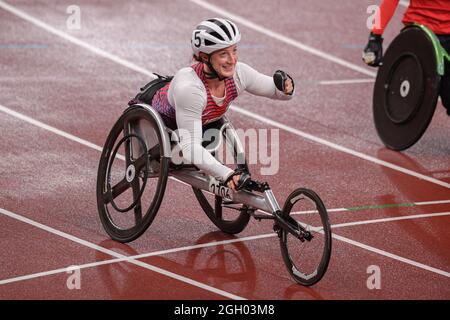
[
  {"xmin": 371, "ymin": 0, "xmax": 401, "ymax": 35},
  {"xmin": 235, "ymin": 62, "xmax": 295, "ymax": 99},
  {"xmin": 363, "ymin": 0, "xmax": 401, "ymax": 66}
]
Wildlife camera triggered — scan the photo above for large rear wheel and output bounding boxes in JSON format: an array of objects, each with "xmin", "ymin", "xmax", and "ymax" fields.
[{"xmin": 96, "ymin": 107, "xmax": 169, "ymax": 243}]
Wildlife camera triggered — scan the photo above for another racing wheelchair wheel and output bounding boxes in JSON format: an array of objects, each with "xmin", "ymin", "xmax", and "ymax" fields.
[
  {"xmin": 278, "ymin": 188, "xmax": 332, "ymax": 286},
  {"xmin": 97, "ymin": 106, "xmax": 170, "ymax": 243},
  {"xmin": 373, "ymin": 25, "xmax": 442, "ymax": 151},
  {"xmin": 192, "ymin": 120, "xmax": 251, "ymax": 234}
]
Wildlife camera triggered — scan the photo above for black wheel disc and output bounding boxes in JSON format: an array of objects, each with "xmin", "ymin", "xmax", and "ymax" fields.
[
  {"xmin": 373, "ymin": 26, "xmax": 441, "ymax": 151},
  {"xmin": 96, "ymin": 106, "xmax": 169, "ymax": 243},
  {"xmin": 384, "ymin": 52, "xmax": 424, "ymax": 124}
]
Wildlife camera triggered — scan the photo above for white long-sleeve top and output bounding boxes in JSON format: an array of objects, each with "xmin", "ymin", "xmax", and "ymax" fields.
[{"xmin": 167, "ymin": 61, "xmax": 294, "ymax": 181}]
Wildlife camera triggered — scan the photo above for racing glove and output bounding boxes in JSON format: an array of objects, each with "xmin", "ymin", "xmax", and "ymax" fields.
[
  {"xmin": 362, "ymin": 32, "xmax": 383, "ymax": 67},
  {"xmin": 223, "ymin": 168, "xmax": 251, "ymax": 191},
  {"xmin": 273, "ymin": 70, "xmax": 294, "ymax": 95}
]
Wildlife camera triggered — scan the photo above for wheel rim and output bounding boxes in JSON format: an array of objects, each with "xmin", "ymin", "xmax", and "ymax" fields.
[
  {"xmin": 96, "ymin": 107, "xmax": 169, "ymax": 242},
  {"xmin": 280, "ymin": 188, "xmax": 331, "ymax": 286}
]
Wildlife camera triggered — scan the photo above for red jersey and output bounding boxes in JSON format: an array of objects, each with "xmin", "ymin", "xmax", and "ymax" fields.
[{"xmin": 372, "ymin": 0, "xmax": 450, "ymax": 35}]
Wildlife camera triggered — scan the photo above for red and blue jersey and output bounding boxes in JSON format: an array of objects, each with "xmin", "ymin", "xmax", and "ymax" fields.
[{"xmin": 151, "ymin": 62, "xmax": 238, "ymax": 125}]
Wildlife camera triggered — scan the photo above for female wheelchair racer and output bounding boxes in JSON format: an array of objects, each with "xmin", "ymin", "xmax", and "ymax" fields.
[
  {"xmin": 96, "ymin": 18, "xmax": 332, "ymax": 286},
  {"xmin": 148, "ymin": 18, "xmax": 294, "ymax": 191}
]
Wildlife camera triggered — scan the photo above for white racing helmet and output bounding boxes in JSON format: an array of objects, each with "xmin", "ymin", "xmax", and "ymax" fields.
[{"xmin": 191, "ymin": 18, "xmax": 241, "ymax": 57}]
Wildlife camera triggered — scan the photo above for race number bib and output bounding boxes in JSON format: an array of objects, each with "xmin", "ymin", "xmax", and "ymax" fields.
[{"xmin": 209, "ymin": 178, "xmax": 231, "ymax": 199}]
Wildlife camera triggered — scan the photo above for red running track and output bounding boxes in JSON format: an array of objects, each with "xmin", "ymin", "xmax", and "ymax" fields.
[{"xmin": 0, "ymin": 0, "xmax": 449, "ymax": 300}]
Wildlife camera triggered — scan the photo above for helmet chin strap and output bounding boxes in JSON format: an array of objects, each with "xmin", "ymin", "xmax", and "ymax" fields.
[{"xmin": 203, "ymin": 55, "xmax": 227, "ymax": 81}]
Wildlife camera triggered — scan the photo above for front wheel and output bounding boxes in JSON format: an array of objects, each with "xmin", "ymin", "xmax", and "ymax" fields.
[{"xmin": 278, "ymin": 188, "xmax": 332, "ymax": 286}]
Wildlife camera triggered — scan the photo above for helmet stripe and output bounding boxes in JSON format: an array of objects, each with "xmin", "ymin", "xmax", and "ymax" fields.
[
  {"xmin": 227, "ymin": 20, "xmax": 236, "ymax": 37},
  {"xmin": 200, "ymin": 21, "xmax": 230, "ymax": 42}
]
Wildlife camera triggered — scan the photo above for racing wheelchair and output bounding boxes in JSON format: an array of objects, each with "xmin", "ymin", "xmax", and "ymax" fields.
[
  {"xmin": 96, "ymin": 76, "xmax": 332, "ymax": 286},
  {"xmin": 373, "ymin": 24, "xmax": 450, "ymax": 151}
]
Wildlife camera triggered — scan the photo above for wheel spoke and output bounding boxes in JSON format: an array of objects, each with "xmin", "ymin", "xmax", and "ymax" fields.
[
  {"xmin": 133, "ymin": 153, "xmax": 148, "ymax": 172},
  {"xmin": 104, "ymin": 178, "xmax": 131, "ymax": 204},
  {"xmin": 131, "ymin": 176, "xmax": 143, "ymax": 224},
  {"xmin": 133, "ymin": 200, "xmax": 143, "ymax": 224},
  {"xmin": 123, "ymin": 120, "xmax": 133, "ymax": 166},
  {"xmin": 148, "ymin": 144, "xmax": 161, "ymax": 160}
]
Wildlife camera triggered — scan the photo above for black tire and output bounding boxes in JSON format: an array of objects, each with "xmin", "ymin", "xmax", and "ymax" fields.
[
  {"xmin": 373, "ymin": 26, "xmax": 441, "ymax": 151},
  {"xmin": 192, "ymin": 121, "xmax": 250, "ymax": 234},
  {"xmin": 279, "ymin": 188, "xmax": 332, "ymax": 286},
  {"xmin": 192, "ymin": 188, "xmax": 251, "ymax": 234},
  {"xmin": 96, "ymin": 107, "xmax": 169, "ymax": 243}
]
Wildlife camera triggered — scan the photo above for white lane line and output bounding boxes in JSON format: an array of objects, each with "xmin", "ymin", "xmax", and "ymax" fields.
[
  {"xmin": 0, "ymin": 233, "xmax": 274, "ymax": 286},
  {"xmin": 2, "ymin": 208, "xmax": 449, "ymax": 286},
  {"xmin": 291, "ymin": 199, "xmax": 450, "ymax": 215},
  {"xmin": 332, "ymin": 211, "xmax": 450, "ymax": 229},
  {"xmin": 189, "ymin": 0, "xmax": 377, "ymax": 78},
  {"xmin": 0, "ymin": 259, "xmax": 124, "ymax": 286},
  {"xmin": 230, "ymin": 106, "xmax": 450, "ymax": 189},
  {"xmin": 318, "ymin": 79, "xmax": 375, "ymax": 85},
  {"xmin": 415, "ymin": 199, "xmax": 450, "ymax": 206},
  {"xmin": 0, "ymin": 104, "xmax": 104, "ymax": 153},
  {"xmin": 0, "ymin": 0, "xmax": 156, "ymax": 79},
  {"xmin": 333, "ymin": 232, "xmax": 450, "ymax": 278},
  {"xmin": 0, "ymin": 104, "xmax": 190, "ymax": 182},
  {"xmin": 0, "ymin": 4, "xmax": 447, "ymax": 189},
  {"xmin": 0, "ymin": 207, "xmax": 246, "ymax": 300}
]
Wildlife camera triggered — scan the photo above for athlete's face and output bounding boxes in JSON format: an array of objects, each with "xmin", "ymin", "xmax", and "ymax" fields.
[{"xmin": 210, "ymin": 45, "xmax": 238, "ymax": 78}]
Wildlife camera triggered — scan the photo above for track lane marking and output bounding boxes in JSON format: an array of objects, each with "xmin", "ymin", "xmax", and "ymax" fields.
[
  {"xmin": 318, "ymin": 79, "xmax": 375, "ymax": 85},
  {"xmin": 1, "ymin": 209, "xmax": 448, "ymax": 286},
  {"xmin": 0, "ymin": 207, "xmax": 246, "ymax": 300},
  {"xmin": 331, "ymin": 211, "xmax": 450, "ymax": 229},
  {"xmin": 332, "ymin": 232, "xmax": 450, "ymax": 278},
  {"xmin": 292, "ymin": 199, "xmax": 450, "ymax": 215},
  {"xmin": 230, "ymin": 106, "xmax": 450, "ymax": 189},
  {"xmin": 0, "ymin": 233, "xmax": 273, "ymax": 286}
]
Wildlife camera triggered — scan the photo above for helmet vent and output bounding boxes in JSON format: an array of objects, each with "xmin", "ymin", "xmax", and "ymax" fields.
[{"xmin": 219, "ymin": 24, "xmax": 232, "ymax": 40}]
